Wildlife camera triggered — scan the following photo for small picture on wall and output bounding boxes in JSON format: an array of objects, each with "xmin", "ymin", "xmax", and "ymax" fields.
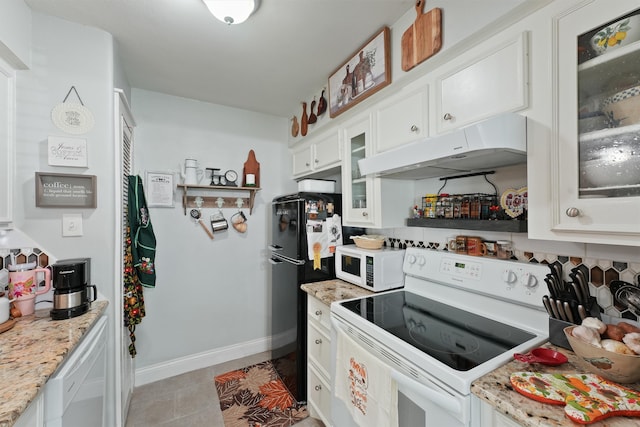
[{"xmin": 47, "ymin": 136, "xmax": 88, "ymax": 167}]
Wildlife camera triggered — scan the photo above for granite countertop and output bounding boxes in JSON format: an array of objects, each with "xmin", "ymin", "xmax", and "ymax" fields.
[
  {"xmin": 0, "ymin": 300, "xmax": 109, "ymax": 427},
  {"xmin": 471, "ymin": 342, "xmax": 640, "ymax": 426},
  {"xmin": 300, "ymin": 279, "xmax": 373, "ymax": 305}
]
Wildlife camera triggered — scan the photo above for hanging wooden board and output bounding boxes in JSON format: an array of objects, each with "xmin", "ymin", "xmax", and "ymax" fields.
[
  {"xmin": 242, "ymin": 149, "xmax": 260, "ymax": 188},
  {"xmin": 401, "ymin": 1, "xmax": 442, "ymax": 71}
]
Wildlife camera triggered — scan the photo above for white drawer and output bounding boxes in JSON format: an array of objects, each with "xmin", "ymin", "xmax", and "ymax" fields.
[
  {"xmin": 308, "ymin": 295, "xmax": 330, "ymax": 331},
  {"xmin": 307, "ymin": 321, "xmax": 331, "ymax": 378},
  {"xmin": 308, "ymin": 364, "xmax": 332, "ymax": 425}
]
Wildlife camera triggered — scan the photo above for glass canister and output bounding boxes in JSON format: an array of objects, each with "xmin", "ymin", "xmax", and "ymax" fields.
[
  {"xmin": 442, "ymin": 194, "xmax": 453, "ymax": 219},
  {"xmin": 470, "ymin": 195, "xmax": 481, "ymax": 219},
  {"xmin": 453, "ymin": 195, "xmax": 462, "ymax": 219},
  {"xmin": 460, "ymin": 195, "xmax": 470, "ymax": 219}
]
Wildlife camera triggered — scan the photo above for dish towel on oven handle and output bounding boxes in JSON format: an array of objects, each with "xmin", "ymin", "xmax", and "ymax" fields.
[{"xmin": 335, "ymin": 326, "xmax": 399, "ymax": 427}]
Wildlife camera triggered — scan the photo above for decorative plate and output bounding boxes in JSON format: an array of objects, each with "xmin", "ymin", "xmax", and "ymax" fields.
[
  {"xmin": 500, "ymin": 186, "xmax": 528, "ymax": 218},
  {"xmin": 51, "ymin": 102, "xmax": 95, "ymax": 135}
]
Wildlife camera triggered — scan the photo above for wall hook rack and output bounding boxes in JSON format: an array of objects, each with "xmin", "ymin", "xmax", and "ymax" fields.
[{"xmin": 177, "ymin": 184, "xmax": 260, "ymax": 215}]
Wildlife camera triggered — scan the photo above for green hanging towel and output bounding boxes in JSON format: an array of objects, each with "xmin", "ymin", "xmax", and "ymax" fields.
[{"xmin": 127, "ymin": 175, "xmax": 157, "ymax": 287}]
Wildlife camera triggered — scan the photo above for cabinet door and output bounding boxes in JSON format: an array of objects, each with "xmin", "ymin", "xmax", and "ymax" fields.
[
  {"xmin": 375, "ymin": 86, "xmax": 428, "ymax": 153},
  {"xmin": 436, "ymin": 32, "xmax": 528, "ymax": 133},
  {"xmin": 14, "ymin": 393, "xmax": 44, "ymax": 427},
  {"xmin": 292, "ymin": 145, "xmax": 313, "ymax": 177},
  {"xmin": 313, "ymin": 130, "xmax": 341, "ymax": 170},
  {"xmin": 342, "ymin": 115, "xmax": 376, "ymax": 227},
  {"xmin": 552, "ymin": 1, "xmax": 640, "ymax": 239},
  {"xmin": 0, "ymin": 58, "xmax": 15, "ymax": 226}
]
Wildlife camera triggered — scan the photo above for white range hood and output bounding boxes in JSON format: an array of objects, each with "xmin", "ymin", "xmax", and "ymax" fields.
[{"xmin": 358, "ymin": 113, "xmax": 527, "ymax": 179}]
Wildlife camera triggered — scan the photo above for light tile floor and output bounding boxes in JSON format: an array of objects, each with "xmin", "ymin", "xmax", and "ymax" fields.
[{"xmin": 125, "ymin": 351, "xmax": 325, "ymax": 427}]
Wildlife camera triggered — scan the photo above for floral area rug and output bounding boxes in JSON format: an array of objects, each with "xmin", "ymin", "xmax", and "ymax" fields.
[{"xmin": 214, "ymin": 357, "xmax": 308, "ymax": 427}]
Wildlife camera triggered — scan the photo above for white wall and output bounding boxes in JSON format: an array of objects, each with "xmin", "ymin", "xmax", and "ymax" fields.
[
  {"xmin": 9, "ymin": 11, "xmax": 120, "ymax": 427},
  {"xmin": 0, "ymin": 0, "xmax": 31, "ymax": 69},
  {"xmin": 130, "ymin": 89, "xmax": 295, "ymax": 374}
]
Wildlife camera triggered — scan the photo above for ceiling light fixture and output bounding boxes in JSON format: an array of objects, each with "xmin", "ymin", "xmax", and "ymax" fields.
[{"xmin": 203, "ymin": 0, "xmax": 260, "ymax": 25}]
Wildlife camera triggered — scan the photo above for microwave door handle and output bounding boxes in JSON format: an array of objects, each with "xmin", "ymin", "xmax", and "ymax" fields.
[{"xmin": 390, "ymin": 370, "xmax": 462, "ymax": 416}]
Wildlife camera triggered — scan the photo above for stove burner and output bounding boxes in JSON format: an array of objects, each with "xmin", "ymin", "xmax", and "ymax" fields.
[
  {"xmin": 407, "ymin": 320, "xmax": 481, "ymax": 356},
  {"xmin": 350, "ymin": 298, "xmax": 389, "ymax": 317}
]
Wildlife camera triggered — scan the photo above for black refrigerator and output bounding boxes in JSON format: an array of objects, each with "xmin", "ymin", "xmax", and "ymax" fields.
[{"xmin": 268, "ymin": 192, "xmax": 361, "ymax": 403}]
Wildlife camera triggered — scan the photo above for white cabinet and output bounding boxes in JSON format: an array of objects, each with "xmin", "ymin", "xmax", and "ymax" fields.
[
  {"xmin": 14, "ymin": 394, "xmax": 44, "ymax": 427},
  {"xmin": 292, "ymin": 129, "xmax": 341, "ymax": 178},
  {"xmin": 375, "ymin": 85, "xmax": 428, "ymax": 153},
  {"xmin": 342, "ymin": 114, "xmax": 414, "ymax": 228},
  {"xmin": 435, "ymin": 32, "xmax": 528, "ymax": 134},
  {"xmin": 476, "ymin": 396, "xmax": 522, "ymax": 427},
  {"xmin": 540, "ymin": 0, "xmax": 640, "ymax": 244},
  {"xmin": 0, "ymin": 57, "xmax": 15, "ymax": 227},
  {"xmin": 307, "ymin": 295, "xmax": 333, "ymax": 426}
]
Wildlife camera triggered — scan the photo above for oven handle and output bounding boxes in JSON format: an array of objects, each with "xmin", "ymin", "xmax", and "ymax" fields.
[{"xmin": 390, "ymin": 369, "xmax": 462, "ymax": 416}]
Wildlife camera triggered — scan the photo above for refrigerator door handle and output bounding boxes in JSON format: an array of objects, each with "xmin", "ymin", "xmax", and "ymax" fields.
[
  {"xmin": 269, "ymin": 257, "xmax": 284, "ymax": 265},
  {"xmin": 271, "ymin": 253, "xmax": 306, "ymax": 266},
  {"xmin": 269, "ymin": 244, "xmax": 283, "ymax": 251}
]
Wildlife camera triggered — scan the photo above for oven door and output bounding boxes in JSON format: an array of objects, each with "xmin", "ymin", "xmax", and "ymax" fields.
[{"xmin": 330, "ymin": 316, "xmax": 472, "ymax": 427}]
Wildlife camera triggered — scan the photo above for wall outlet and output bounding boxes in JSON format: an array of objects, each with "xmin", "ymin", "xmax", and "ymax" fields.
[{"xmin": 62, "ymin": 214, "xmax": 83, "ymax": 237}]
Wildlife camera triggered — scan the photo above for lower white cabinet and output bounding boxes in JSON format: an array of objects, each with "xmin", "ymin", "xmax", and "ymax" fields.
[
  {"xmin": 476, "ymin": 396, "xmax": 522, "ymax": 427},
  {"xmin": 14, "ymin": 393, "xmax": 44, "ymax": 427},
  {"xmin": 307, "ymin": 294, "xmax": 332, "ymax": 426}
]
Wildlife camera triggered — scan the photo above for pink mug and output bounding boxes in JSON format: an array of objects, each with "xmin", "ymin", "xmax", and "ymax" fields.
[{"xmin": 8, "ymin": 264, "xmax": 51, "ymax": 300}]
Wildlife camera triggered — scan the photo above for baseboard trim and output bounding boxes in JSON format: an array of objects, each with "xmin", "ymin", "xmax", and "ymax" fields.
[{"xmin": 134, "ymin": 329, "xmax": 296, "ymax": 386}]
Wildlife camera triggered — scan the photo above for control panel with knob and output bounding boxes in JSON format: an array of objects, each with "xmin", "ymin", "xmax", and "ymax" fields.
[{"xmin": 403, "ymin": 248, "xmax": 550, "ymax": 310}]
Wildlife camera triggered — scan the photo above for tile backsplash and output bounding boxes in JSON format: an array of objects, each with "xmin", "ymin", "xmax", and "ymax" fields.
[{"xmin": 381, "ymin": 230, "xmax": 640, "ymax": 322}]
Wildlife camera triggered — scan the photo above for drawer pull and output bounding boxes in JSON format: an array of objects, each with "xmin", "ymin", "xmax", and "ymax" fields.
[
  {"xmin": 315, "ymin": 310, "xmax": 322, "ymax": 316},
  {"xmin": 315, "ymin": 339, "xmax": 322, "ymax": 344},
  {"xmin": 410, "ymin": 124, "xmax": 418, "ymax": 132},
  {"xmin": 443, "ymin": 113, "xmax": 453, "ymax": 121},
  {"xmin": 315, "ymin": 385, "xmax": 322, "ymax": 391}
]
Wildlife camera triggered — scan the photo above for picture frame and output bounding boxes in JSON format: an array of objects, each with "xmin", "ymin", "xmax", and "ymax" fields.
[
  {"xmin": 47, "ymin": 136, "xmax": 88, "ymax": 167},
  {"xmin": 35, "ymin": 172, "xmax": 97, "ymax": 208},
  {"xmin": 146, "ymin": 171, "xmax": 175, "ymax": 208},
  {"xmin": 328, "ymin": 26, "xmax": 391, "ymax": 118}
]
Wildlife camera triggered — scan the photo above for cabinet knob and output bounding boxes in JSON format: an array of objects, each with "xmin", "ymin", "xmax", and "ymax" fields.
[
  {"xmin": 315, "ymin": 385, "xmax": 322, "ymax": 391},
  {"xmin": 443, "ymin": 113, "xmax": 453, "ymax": 121},
  {"xmin": 362, "ymin": 211, "xmax": 368, "ymax": 217},
  {"xmin": 566, "ymin": 207, "xmax": 580, "ymax": 217},
  {"xmin": 305, "ymin": 162, "xmax": 310, "ymax": 166},
  {"xmin": 410, "ymin": 125, "xmax": 418, "ymax": 132},
  {"xmin": 315, "ymin": 310, "xmax": 322, "ymax": 316},
  {"xmin": 315, "ymin": 339, "xmax": 322, "ymax": 344},
  {"xmin": 314, "ymin": 159, "xmax": 319, "ymax": 163}
]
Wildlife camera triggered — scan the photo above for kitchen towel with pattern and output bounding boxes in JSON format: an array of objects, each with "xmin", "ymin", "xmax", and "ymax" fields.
[{"xmin": 334, "ymin": 326, "xmax": 399, "ymax": 427}]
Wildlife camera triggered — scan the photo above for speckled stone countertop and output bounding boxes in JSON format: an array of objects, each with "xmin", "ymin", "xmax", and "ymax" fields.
[
  {"xmin": 300, "ymin": 279, "xmax": 373, "ymax": 305},
  {"xmin": 0, "ymin": 300, "xmax": 108, "ymax": 427},
  {"xmin": 471, "ymin": 342, "xmax": 640, "ymax": 426}
]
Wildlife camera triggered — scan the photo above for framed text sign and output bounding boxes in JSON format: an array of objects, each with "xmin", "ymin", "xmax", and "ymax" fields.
[
  {"xmin": 47, "ymin": 136, "xmax": 88, "ymax": 167},
  {"xmin": 146, "ymin": 171, "xmax": 175, "ymax": 207},
  {"xmin": 35, "ymin": 172, "xmax": 97, "ymax": 208}
]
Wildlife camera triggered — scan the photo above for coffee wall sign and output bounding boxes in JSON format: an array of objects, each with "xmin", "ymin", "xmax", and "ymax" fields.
[{"xmin": 35, "ymin": 172, "xmax": 97, "ymax": 208}]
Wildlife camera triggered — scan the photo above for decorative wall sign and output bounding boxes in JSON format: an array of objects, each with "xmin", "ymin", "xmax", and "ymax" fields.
[
  {"xmin": 500, "ymin": 186, "xmax": 528, "ymax": 218},
  {"xmin": 47, "ymin": 136, "xmax": 88, "ymax": 167},
  {"xmin": 328, "ymin": 27, "xmax": 391, "ymax": 118},
  {"xmin": 35, "ymin": 172, "xmax": 97, "ymax": 208},
  {"xmin": 51, "ymin": 86, "xmax": 95, "ymax": 135},
  {"xmin": 146, "ymin": 171, "xmax": 175, "ymax": 208}
]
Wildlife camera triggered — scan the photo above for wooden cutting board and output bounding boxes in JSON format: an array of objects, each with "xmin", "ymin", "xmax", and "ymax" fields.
[{"xmin": 401, "ymin": 0, "xmax": 442, "ymax": 71}]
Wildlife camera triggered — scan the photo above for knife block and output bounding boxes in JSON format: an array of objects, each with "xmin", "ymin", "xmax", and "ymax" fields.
[{"xmin": 548, "ymin": 296, "xmax": 601, "ymax": 350}]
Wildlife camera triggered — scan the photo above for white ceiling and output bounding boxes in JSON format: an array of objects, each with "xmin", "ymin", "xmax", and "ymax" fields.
[{"xmin": 24, "ymin": 0, "xmax": 415, "ymax": 118}]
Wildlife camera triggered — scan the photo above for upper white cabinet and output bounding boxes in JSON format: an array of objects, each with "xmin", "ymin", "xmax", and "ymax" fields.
[
  {"xmin": 374, "ymin": 85, "xmax": 428, "ymax": 153},
  {"xmin": 435, "ymin": 32, "xmax": 528, "ymax": 134},
  {"xmin": 342, "ymin": 114, "xmax": 414, "ymax": 228},
  {"xmin": 291, "ymin": 129, "xmax": 341, "ymax": 178},
  {"xmin": 0, "ymin": 58, "xmax": 15, "ymax": 227},
  {"xmin": 549, "ymin": 0, "xmax": 640, "ymax": 243}
]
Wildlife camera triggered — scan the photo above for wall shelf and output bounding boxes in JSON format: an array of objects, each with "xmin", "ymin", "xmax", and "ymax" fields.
[
  {"xmin": 177, "ymin": 184, "xmax": 260, "ymax": 215},
  {"xmin": 406, "ymin": 218, "xmax": 527, "ymax": 233}
]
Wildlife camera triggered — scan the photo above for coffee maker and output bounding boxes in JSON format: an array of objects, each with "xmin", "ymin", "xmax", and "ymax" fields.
[{"xmin": 50, "ymin": 258, "xmax": 97, "ymax": 320}]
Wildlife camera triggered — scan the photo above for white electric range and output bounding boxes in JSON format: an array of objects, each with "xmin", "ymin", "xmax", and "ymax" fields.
[{"xmin": 330, "ymin": 247, "xmax": 550, "ymax": 427}]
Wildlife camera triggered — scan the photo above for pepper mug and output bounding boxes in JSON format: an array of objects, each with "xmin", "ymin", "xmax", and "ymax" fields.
[
  {"xmin": 8, "ymin": 264, "xmax": 51, "ymax": 300},
  {"xmin": 467, "ymin": 237, "xmax": 488, "ymax": 256}
]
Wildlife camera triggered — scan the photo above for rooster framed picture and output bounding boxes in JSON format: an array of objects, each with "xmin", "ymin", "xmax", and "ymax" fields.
[{"xmin": 328, "ymin": 26, "xmax": 391, "ymax": 118}]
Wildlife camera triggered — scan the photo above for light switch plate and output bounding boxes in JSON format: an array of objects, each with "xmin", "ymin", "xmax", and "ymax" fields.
[{"xmin": 62, "ymin": 214, "xmax": 83, "ymax": 237}]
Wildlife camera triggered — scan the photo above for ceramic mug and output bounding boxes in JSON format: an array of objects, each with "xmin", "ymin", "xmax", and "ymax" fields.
[
  {"xmin": 496, "ymin": 240, "xmax": 513, "ymax": 259},
  {"xmin": 8, "ymin": 266, "xmax": 51, "ymax": 300},
  {"xmin": 13, "ymin": 294, "xmax": 36, "ymax": 316},
  {"xmin": 467, "ymin": 237, "xmax": 488, "ymax": 256}
]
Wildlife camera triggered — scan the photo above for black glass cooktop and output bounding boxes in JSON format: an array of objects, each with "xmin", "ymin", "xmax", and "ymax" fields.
[{"xmin": 339, "ymin": 290, "xmax": 535, "ymax": 371}]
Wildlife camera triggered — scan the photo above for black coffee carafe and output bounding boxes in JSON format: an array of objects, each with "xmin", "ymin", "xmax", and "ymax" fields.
[{"xmin": 50, "ymin": 258, "xmax": 97, "ymax": 320}]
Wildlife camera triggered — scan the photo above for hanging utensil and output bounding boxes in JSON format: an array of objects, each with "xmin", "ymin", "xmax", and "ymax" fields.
[
  {"xmin": 308, "ymin": 97, "xmax": 318, "ymax": 124},
  {"xmin": 317, "ymin": 88, "xmax": 327, "ymax": 116},
  {"xmin": 291, "ymin": 116, "xmax": 299, "ymax": 137},
  {"xmin": 300, "ymin": 102, "xmax": 308, "ymax": 136},
  {"xmin": 190, "ymin": 209, "xmax": 214, "ymax": 239}
]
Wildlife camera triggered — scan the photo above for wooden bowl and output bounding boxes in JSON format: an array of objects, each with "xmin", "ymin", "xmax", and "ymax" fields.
[{"xmin": 564, "ymin": 326, "xmax": 640, "ymax": 383}]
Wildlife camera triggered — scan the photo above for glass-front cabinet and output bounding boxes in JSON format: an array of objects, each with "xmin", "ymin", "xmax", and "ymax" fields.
[
  {"xmin": 553, "ymin": 0, "xmax": 640, "ymax": 237},
  {"xmin": 342, "ymin": 115, "xmax": 375, "ymax": 227}
]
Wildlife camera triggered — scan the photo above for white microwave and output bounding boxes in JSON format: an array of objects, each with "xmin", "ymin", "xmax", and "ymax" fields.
[{"xmin": 335, "ymin": 245, "xmax": 405, "ymax": 292}]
